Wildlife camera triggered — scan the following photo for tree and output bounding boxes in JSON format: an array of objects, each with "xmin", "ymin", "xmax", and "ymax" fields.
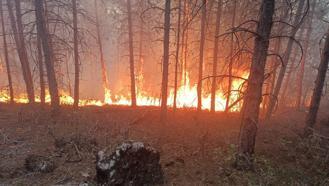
[
  {"xmin": 37, "ymin": 35, "xmax": 45, "ymax": 104},
  {"xmin": 173, "ymin": 0, "xmax": 182, "ymax": 112},
  {"xmin": 210, "ymin": 0, "xmax": 222, "ymax": 112},
  {"xmin": 304, "ymin": 27, "xmax": 329, "ymax": 136},
  {"xmin": 35, "ymin": 0, "xmax": 60, "ymax": 109},
  {"xmin": 266, "ymin": 0, "xmax": 306, "ymax": 119},
  {"xmin": 160, "ymin": 0, "xmax": 171, "ymax": 121},
  {"xmin": 73, "ymin": 0, "xmax": 79, "ymax": 108},
  {"xmin": 235, "ymin": 0, "xmax": 275, "ymax": 170},
  {"xmin": 197, "ymin": 0, "xmax": 207, "ymax": 112},
  {"xmin": 0, "ymin": 0, "xmax": 13, "ymax": 103},
  {"xmin": 7, "ymin": 0, "xmax": 35, "ymax": 103},
  {"xmin": 296, "ymin": 0, "xmax": 316, "ymax": 110},
  {"xmin": 94, "ymin": 0, "xmax": 110, "ymax": 103},
  {"xmin": 127, "ymin": 0, "xmax": 137, "ymax": 107},
  {"xmin": 225, "ymin": 0, "xmax": 237, "ymax": 113}
]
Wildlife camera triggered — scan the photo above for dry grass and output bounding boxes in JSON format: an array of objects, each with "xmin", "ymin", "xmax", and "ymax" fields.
[{"xmin": 0, "ymin": 104, "xmax": 328, "ymax": 185}]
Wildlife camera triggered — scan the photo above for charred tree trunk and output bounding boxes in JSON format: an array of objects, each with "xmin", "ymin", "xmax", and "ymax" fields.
[
  {"xmin": 210, "ymin": 0, "xmax": 222, "ymax": 112},
  {"xmin": 280, "ymin": 48, "xmax": 298, "ymax": 106},
  {"xmin": 35, "ymin": 0, "xmax": 60, "ymax": 109},
  {"xmin": 225, "ymin": 0, "xmax": 236, "ymax": 113},
  {"xmin": 173, "ymin": 0, "xmax": 182, "ymax": 112},
  {"xmin": 73, "ymin": 0, "xmax": 79, "ymax": 108},
  {"xmin": 37, "ymin": 35, "xmax": 45, "ymax": 104},
  {"xmin": 296, "ymin": 0, "xmax": 316, "ymax": 110},
  {"xmin": 304, "ymin": 28, "xmax": 329, "ymax": 136},
  {"xmin": 7, "ymin": 0, "xmax": 35, "ymax": 103},
  {"xmin": 127, "ymin": 0, "xmax": 137, "ymax": 107},
  {"xmin": 197, "ymin": 0, "xmax": 207, "ymax": 112},
  {"xmin": 160, "ymin": 0, "xmax": 171, "ymax": 121},
  {"xmin": 0, "ymin": 1, "xmax": 14, "ymax": 103},
  {"xmin": 235, "ymin": 0, "xmax": 274, "ymax": 170},
  {"xmin": 265, "ymin": 0, "xmax": 306, "ymax": 119},
  {"xmin": 94, "ymin": 0, "xmax": 110, "ymax": 102}
]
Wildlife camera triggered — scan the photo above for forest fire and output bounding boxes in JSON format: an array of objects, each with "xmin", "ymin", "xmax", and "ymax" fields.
[{"xmin": 0, "ymin": 71, "xmax": 248, "ymax": 112}]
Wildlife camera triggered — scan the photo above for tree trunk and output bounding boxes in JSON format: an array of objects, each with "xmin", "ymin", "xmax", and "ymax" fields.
[
  {"xmin": 73, "ymin": 0, "xmax": 79, "ymax": 108},
  {"xmin": 35, "ymin": 0, "xmax": 60, "ymax": 109},
  {"xmin": 280, "ymin": 48, "xmax": 298, "ymax": 106},
  {"xmin": 7, "ymin": 0, "xmax": 35, "ymax": 103},
  {"xmin": 296, "ymin": 0, "xmax": 316, "ymax": 110},
  {"xmin": 0, "ymin": 0, "xmax": 14, "ymax": 103},
  {"xmin": 94, "ymin": 0, "xmax": 110, "ymax": 103},
  {"xmin": 265, "ymin": 0, "xmax": 306, "ymax": 120},
  {"xmin": 225, "ymin": 0, "xmax": 236, "ymax": 113},
  {"xmin": 160, "ymin": 0, "xmax": 171, "ymax": 121},
  {"xmin": 210, "ymin": 0, "xmax": 222, "ymax": 112},
  {"xmin": 173, "ymin": 0, "xmax": 182, "ymax": 112},
  {"xmin": 37, "ymin": 35, "xmax": 45, "ymax": 104},
  {"xmin": 304, "ymin": 27, "xmax": 329, "ymax": 136},
  {"xmin": 197, "ymin": 0, "xmax": 207, "ymax": 112},
  {"xmin": 236, "ymin": 0, "xmax": 275, "ymax": 170},
  {"xmin": 127, "ymin": 0, "xmax": 137, "ymax": 107}
]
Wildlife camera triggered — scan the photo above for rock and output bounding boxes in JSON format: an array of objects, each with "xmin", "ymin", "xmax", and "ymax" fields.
[
  {"xmin": 25, "ymin": 155, "xmax": 55, "ymax": 173},
  {"xmin": 96, "ymin": 141, "xmax": 164, "ymax": 185}
]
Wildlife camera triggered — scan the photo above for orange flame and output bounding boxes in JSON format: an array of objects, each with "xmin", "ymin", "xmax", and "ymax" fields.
[{"xmin": 0, "ymin": 71, "xmax": 248, "ymax": 112}]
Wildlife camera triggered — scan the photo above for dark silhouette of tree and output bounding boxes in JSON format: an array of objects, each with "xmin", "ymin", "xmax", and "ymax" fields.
[{"xmin": 235, "ymin": 0, "xmax": 275, "ymax": 170}]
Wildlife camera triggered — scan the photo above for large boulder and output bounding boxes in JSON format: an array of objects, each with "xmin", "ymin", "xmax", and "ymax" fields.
[{"xmin": 96, "ymin": 141, "xmax": 164, "ymax": 185}]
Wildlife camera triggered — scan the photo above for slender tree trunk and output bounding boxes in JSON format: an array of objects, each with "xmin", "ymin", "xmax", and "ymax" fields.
[
  {"xmin": 236, "ymin": 0, "xmax": 275, "ymax": 170},
  {"xmin": 304, "ymin": 27, "xmax": 329, "ymax": 136},
  {"xmin": 94, "ymin": 0, "xmax": 110, "ymax": 102},
  {"xmin": 37, "ymin": 35, "xmax": 45, "ymax": 104},
  {"xmin": 35, "ymin": 0, "xmax": 60, "ymax": 109},
  {"xmin": 210, "ymin": 0, "xmax": 222, "ymax": 112},
  {"xmin": 225, "ymin": 0, "xmax": 236, "ymax": 113},
  {"xmin": 280, "ymin": 48, "xmax": 298, "ymax": 106},
  {"xmin": 0, "ymin": 1, "xmax": 14, "ymax": 103},
  {"xmin": 296, "ymin": 0, "xmax": 316, "ymax": 110},
  {"xmin": 197, "ymin": 0, "xmax": 207, "ymax": 112},
  {"xmin": 265, "ymin": 0, "xmax": 306, "ymax": 119},
  {"xmin": 127, "ymin": 0, "xmax": 137, "ymax": 107},
  {"xmin": 173, "ymin": 0, "xmax": 182, "ymax": 112},
  {"xmin": 160, "ymin": 0, "xmax": 171, "ymax": 121},
  {"xmin": 7, "ymin": 0, "xmax": 35, "ymax": 103},
  {"xmin": 73, "ymin": 0, "xmax": 79, "ymax": 108}
]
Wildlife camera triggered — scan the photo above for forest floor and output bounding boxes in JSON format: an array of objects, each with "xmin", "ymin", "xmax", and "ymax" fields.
[{"xmin": 0, "ymin": 104, "xmax": 328, "ymax": 185}]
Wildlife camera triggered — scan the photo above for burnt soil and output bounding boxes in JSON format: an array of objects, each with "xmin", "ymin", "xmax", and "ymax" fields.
[{"xmin": 0, "ymin": 104, "xmax": 328, "ymax": 185}]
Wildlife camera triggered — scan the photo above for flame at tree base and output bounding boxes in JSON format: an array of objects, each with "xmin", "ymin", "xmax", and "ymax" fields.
[{"xmin": 0, "ymin": 72, "xmax": 248, "ymax": 112}]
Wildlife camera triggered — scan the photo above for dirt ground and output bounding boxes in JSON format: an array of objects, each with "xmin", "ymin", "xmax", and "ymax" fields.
[{"xmin": 0, "ymin": 104, "xmax": 328, "ymax": 185}]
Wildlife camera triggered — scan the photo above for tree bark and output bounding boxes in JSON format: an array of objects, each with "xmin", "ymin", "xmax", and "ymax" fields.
[
  {"xmin": 304, "ymin": 27, "xmax": 329, "ymax": 136},
  {"xmin": 7, "ymin": 0, "xmax": 35, "ymax": 103},
  {"xmin": 236, "ymin": 0, "xmax": 275, "ymax": 170},
  {"xmin": 127, "ymin": 0, "xmax": 137, "ymax": 107},
  {"xmin": 95, "ymin": 0, "xmax": 110, "ymax": 103},
  {"xmin": 197, "ymin": 0, "xmax": 207, "ymax": 112},
  {"xmin": 173, "ymin": 0, "xmax": 182, "ymax": 112},
  {"xmin": 37, "ymin": 35, "xmax": 45, "ymax": 104},
  {"xmin": 0, "ymin": 0, "xmax": 14, "ymax": 103},
  {"xmin": 210, "ymin": 0, "xmax": 222, "ymax": 112},
  {"xmin": 265, "ymin": 0, "xmax": 306, "ymax": 119},
  {"xmin": 225, "ymin": 0, "xmax": 236, "ymax": 113},
  {"xmin": 296, "ymin": 0, "xmax": 316, "ymax": 110},
  {"xmin": 35, "ymin": 0, "xmax": 60, "ymax": 109},
  {"xmin": 279, "ymin": 48, "xmax": 298, "ymax": 106},
  {"xmin": 73, "ymin": 0, "xmax": 79, "ymax": 108},
  {"xmin": 160, "ymin": 0, "xmax": 171, "ymax": 121}
]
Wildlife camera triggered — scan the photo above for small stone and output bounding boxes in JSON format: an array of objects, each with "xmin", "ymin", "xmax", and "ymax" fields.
[{"xmin": 25, "ymin": 155, "xmax": 55, "ymax": 173}]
